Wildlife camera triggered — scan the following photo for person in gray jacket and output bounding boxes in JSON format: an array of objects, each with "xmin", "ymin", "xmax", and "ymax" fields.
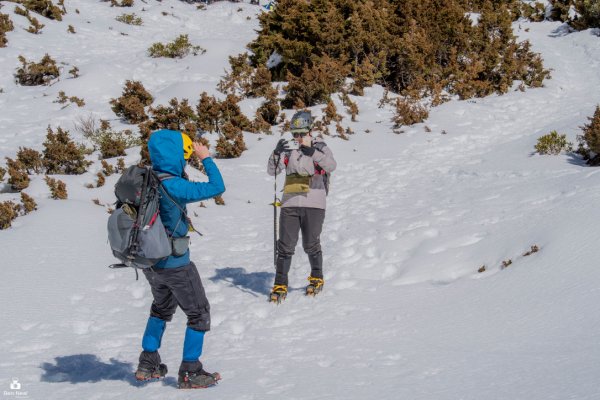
[{"xmin": 267, "ymin": 111, "xmax": 337, "ymax": 302}]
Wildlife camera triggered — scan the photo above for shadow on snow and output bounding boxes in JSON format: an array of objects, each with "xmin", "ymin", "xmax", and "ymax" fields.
[
  {"xmin": 209, "ymin": 267, "xmax": 274, "ymax": 296},
  {"xmin": 40, "ymin": 354, "xmax": 177, "ymax": 388}
]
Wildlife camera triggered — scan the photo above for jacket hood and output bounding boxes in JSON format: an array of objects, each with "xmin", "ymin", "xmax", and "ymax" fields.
[{"xmin": 148, "ymin": 129, "xmax": 186, "ymax": 177}]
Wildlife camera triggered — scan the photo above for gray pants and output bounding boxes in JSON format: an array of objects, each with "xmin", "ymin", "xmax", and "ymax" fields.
[
  {"xmin": 275, "ymin": 207, "xmax": 325, "ymax": 286},
  {"xmin": 143, "ymin": 262, "xmax": 210, "ymax": 331}
]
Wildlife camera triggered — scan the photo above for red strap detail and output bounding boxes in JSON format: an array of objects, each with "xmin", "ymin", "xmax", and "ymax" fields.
[
  {"xmin": 284, "ymin": 156, "xmax": 289, "ymax": 166},
  {"xmin": 314, "ymin": 162, "xmax": 325, "ymax": 175}
]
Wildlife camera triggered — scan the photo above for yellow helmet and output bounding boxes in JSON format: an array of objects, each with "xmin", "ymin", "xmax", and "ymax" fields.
[{"xmin": 182, "ymin": 133, "xmax": 193, "ymax": 160}]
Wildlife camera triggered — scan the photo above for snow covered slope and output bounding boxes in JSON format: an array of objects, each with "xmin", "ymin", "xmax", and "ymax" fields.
[{"xmin": 1, "ymin": 1, "xmax": 600, "ymax": 399}]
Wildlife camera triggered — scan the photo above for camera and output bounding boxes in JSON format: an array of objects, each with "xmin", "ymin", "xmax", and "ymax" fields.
[{"xmin": 286, "ymin": 139, "xmax": 300, "ymax": 151}]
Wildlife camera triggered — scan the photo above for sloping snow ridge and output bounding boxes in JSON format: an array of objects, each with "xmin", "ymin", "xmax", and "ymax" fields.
[{"xmin": 1, "ymin": 1, "xmax": 600, "ymax": 399}]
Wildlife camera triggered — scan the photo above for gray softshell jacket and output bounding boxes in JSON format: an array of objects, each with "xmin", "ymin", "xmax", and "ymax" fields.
[{"xmin": 267, "ymin": 137, "xmax": 337, "ymax": 209}]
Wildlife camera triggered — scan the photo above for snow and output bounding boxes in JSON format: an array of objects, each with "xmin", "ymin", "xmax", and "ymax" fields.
[{"xmin": 1, "ymin": 1, "xmax": 600, "ymax": 399}]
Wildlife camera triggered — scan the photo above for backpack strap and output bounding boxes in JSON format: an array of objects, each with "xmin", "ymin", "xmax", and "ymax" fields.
[
  {"xmin": 311, "ymin": 142, "xmax": 330, "ymax": 195},
  {"xmin": 153, "ymin": 171, "xmax": 203, "ymax": 237}
]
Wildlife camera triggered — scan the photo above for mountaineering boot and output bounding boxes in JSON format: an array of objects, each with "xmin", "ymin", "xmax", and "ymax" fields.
[
  {"xmin": 135, "ymin": 351, "xmax": 168, "ymax": 381},
  {"xmin": 269, "ymin": 285, "xmax": 287, "ymax": 303},
  {"xmin": 178, "ymin": 361, "xmax": 221, "ymax": 389},
  {"xmin": 306, "ymin": 276, "xmax": 324, "ymax": 296}
]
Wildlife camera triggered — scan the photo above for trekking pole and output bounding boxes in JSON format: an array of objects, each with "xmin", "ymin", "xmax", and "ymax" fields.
[{"xmin": 273, "ymin": 153, "xmax": 281, "ymax": 267}]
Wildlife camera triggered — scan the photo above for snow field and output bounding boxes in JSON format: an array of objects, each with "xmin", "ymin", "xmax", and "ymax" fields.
[{"xmin": 1, "ymin": 1, "xmax": 600, "ymax": 399}]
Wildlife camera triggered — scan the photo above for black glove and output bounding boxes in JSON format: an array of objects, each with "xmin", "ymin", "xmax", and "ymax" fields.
[
  {"xmin": 300, "ymin": 145, "xmax": 315, "ymax": 156},
  {"xmin": 274, "ymin": 139, "xmax": 289, "ymax": 156}
]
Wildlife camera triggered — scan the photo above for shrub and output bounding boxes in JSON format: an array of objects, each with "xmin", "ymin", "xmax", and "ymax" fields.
[
  {"xmin": 54, "ymin": 91, "xmax": 85, "ymax": 107},
  {"xmin": 196, "ymin": 92, "xmax": 221, "ymax": 133},
  {"xmin": 256, "ymin": 92, "xmax": 280, "ymax": 125},
  {"xmin": 81, "ymin": 119, "xmax": 139, "ymax": 159},
  {"xmin": 393, "ymin": 97, "xmax": 429, "ymax": 128},
  {"xmin": 148, "ymin": 34, "xmax": 205, "ymax": 59},
  {"xmin": 578, "ymin": 105, "xmax": 600, "ymax": 164},
  {"xmin": 110, "ymin": 80, "xmax": 153, "ymax": 123},
  {"xmin": 0, "ymin": 201, "xmax": 20, "ymax": 229},
  {"xmin": 218, "ymin": 53, "xmax": 274, "ymax": 98},
  {"xmin": 111, "ymin": 0, "xmax": 134, "ymax": 6},
  {"xmin": 282, "ymin": 55, "xmax": 350, "ymax": 108},
  {"xmin": 101, "ymin": 160, "xmax": 114, "ymax": 176},
  {"xmin": 216, "ymin": 122, "xmax": 246, "ymax": 158},
  {"xmin": 20, "ymin": 192, "xmax": 37, "ymax": 214},
  {"xmin": 44, "ymin": 176, "xmax": 67, "ymax": 199},
  {"xmin": 69, "ymin": 66, "xmax": 79, "ymax": 78},
  {"xmin": 138, "ymin": 98, "xmax": 198, "ymax": 163},
  {"xmin": 248, "ymin": 0, "xmax": 548, "ymax": 104},
  {"xmin": 0, "ymin": 166, "xmax": 6, "ymax": 182},
  {"xmin": 15, "ymin": 54, "xmax": 59, "ymax": 86},
  {"xmin": 96, "ymin": 172, "xmax": 105, "ymax": 187},
  {"xmin": 25, "ymin": 13, "xmax": 45, "ymax": 34},
  {"xmin": 322, "ymin": 99, "xmax": 342, "ymax": 125},
  {"xmin": 116, "ymin": 157, "xmax": 126, "ymax": 173},
  {"xmin": 16, "ymin": 147, "xmax": 43, "ymax": 173},
  {"xmin": 340, "ymin": 92, "xmax": 359, "ymax": 121},
  {"xmin": 572, "ymin": 0, "xmax": 600, "ymax": 29},
  {"xmin": 0, "ymin": 13, "xmax": 14, "ymax": 47},
  {"xmin": 17, "ymin": 0, "xmax": 65, "ymax": 21},
  {"xmin": 534, "ymin": 131, "xmax": 573, "ymax": 155},
  {"xmin": 116, "ymin": 13, "xmax": 142, "ymax": 25},
  {"xmin": 6, "ymin": 157, "xmax": 30, "ymax": 191},
  {"xmin": 148, "ymin": 98, "xmax": 197, "ymax": 133},
  {"xmin": 42, "ymin": 126, "xmax": 90, "ymax": 174}
]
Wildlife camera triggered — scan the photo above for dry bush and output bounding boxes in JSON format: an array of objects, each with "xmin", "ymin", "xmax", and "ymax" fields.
[
  {"xmin": 110, "ymin": 80, "xmax": 153, "ymax": 123},
  {"xmin": 42, "ymin": 126, "xmax": 90, "ymax": 174},
  {"xmin": 16, "ymin": 147, "xmax": 43, "ymax": 173},
  {"xmin": 0, "ymin": 13, "xmax": 14, "ymax": 47},
  {"xmin": 393, "ymin": 97, "xmax": 429, "ymax": 128},
  {"xmin": 6, "ymin": 157, "xmax": 30, "ymax": 191},
  {"xmin": 80, "ymin": 119, "xmax": 139, "ymax": 159},
  {"xmin": 196, "ymin": 92, "xmax": 222, "ymax": 133},
  {"xmin": 116, "ymin": 157, "xmax": 126, "ymax": 173},
  {"xmin": 55, "ymin": 91, "xmax": 85, "ymax": 108},
  {"xmin": 148, "ymin": 34, "xmax": 205, "ymax": 58},
  {"xmin": 282, "ymin": 55, "xmax": 350, "ymax": 108},
  {"xmin": 218, "ymin": 53, "xmax": 273, "ymax": 98},
  {"xmin": 248, "ymin": 0, "xmax": 549, "ymax": 104},
  {"xmin": 16, "ymin": 0, "xmax": 65, "ymax": 21},
  {"xmin": 216, "ymin": 122, "xmax": 246, "ymax": 158},
  {"xmin": 534, "ymin": 131, "xmax": 573, "ymax": 155},
  {"xmin": 256, "ymin": 94, "xmax": 280, "ymax": 126},
  {"xmin": 116, "ymin": 13, "xmax": 142, "ymax": 25},
  {"xmin": 340, "ymin": 92, "xmax": 358, "ymax": 122},
  {"xmin": 20, "ymin": 192, "xmax": 37, "ymax": 214},
  {"xmin": 44, "ymin": 176, "xmax": 67, "ymax": 199},
  {"xmin": 0, "ymin": 201, "xmax": 20, "ymax": 229},
  {"xmin": 69, "ymin": 66, "xmax": 79, "ymax": 78},
  {"xmin": 577, "ymin": 105, "xmax": 600, "ymax": 165},
  {"xmin": 96, "ymin": 172, "xmax": 105, "ymax": 187},
  {"xmin": 15, "ymin": 54, "xmax": 59, "ymax": 86},
  {"xmin": 26, "ymin": 13, "xmax": 44, "ymax": 34},
  {"xmin": 0, "ymin": 166, "xmax": 6, "ymax": 182},
  {"xmin": 322, "ymin": 99, "xmax": 342, "ymax": 125},
  {"xmin": 110, "ymin": 0, "xmax": 134, "ymax": 6},
  {"xmin": 101, "ymin": 160, "xmax": 114, "ymax": 176}
]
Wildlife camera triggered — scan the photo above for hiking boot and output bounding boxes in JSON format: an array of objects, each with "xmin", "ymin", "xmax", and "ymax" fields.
[
  {"xmin": 306, "ymin": 276, "xmax": 324, "ymax": 296},
  {"xmin": 135, "ymin": 363, "xmax": 168, "ymax": 381},
  {"xmin": 269, "ymin": 284, "xmax": 287, "ymax": 303},
  {"xmin": 135, "ymin": 351, "xmax": 167, "ymax": 381},
  {"xmin": 178, "ymin": 362, "xmax": 221, "ymax": 389}
]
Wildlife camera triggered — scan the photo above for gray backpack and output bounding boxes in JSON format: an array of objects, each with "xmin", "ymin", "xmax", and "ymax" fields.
[{"xmin": 107, "ymin": 165, "xmax": 172, "ymax": 277}]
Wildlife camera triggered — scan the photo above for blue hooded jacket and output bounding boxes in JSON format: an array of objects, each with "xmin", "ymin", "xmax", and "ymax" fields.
[{"xmin": 148, "ymin": 129, "xmax": 225, "ymax": 268}]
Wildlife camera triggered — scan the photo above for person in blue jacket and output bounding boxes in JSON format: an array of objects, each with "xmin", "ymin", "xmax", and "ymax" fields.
[{"xmin": 135, "ymin": 129, "xmax": 225, "ymax": 389}]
